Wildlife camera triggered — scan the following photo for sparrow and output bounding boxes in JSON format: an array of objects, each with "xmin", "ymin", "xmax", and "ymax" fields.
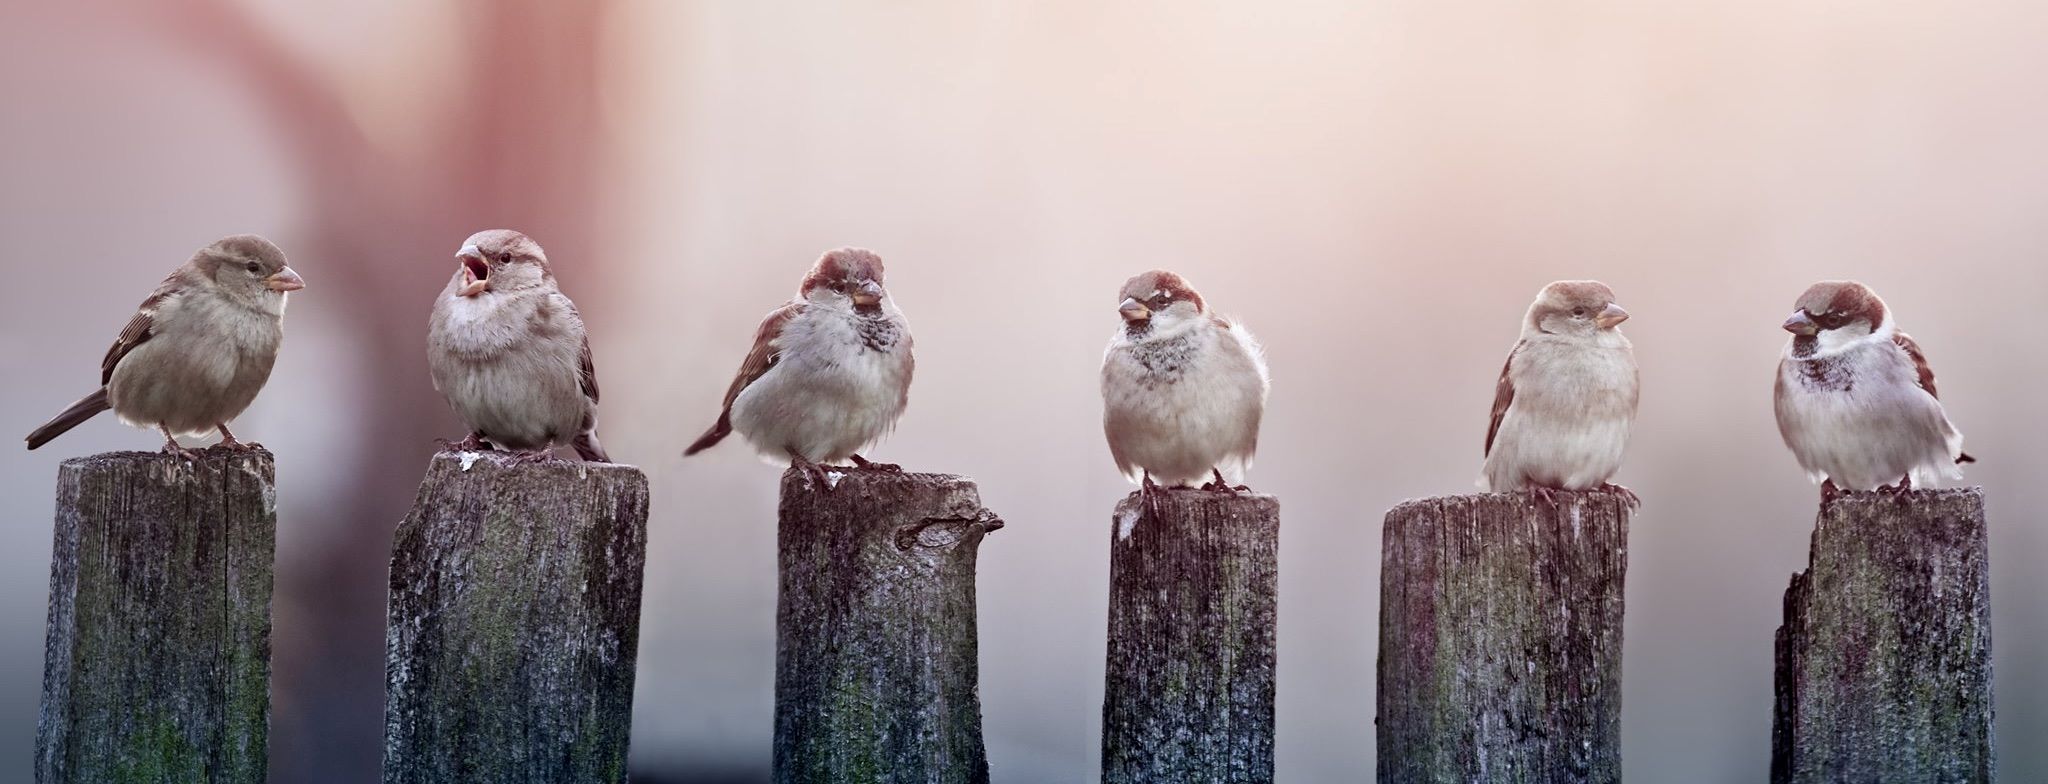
[
  {"xmin": 683, "ymin": 248, "xmax": 914, "ymax": 478},
  {"xmin": 1774, "ymin": 281, "xmax": 1971, "ymax": 496},
  {"xmin": 426, "ymin": 229, "xmax": 609, "ymax": 462},
  {"xmin": 25, "ymin": 235, "xmax": 304, "ymax": 455},
  {"xmin": 1100, "ymin": 270, "xmax": 1269, "ymax": 496},
  {"xmin": 1480, "ymin": 281, "xmax": 1639, "ymax": 503}
]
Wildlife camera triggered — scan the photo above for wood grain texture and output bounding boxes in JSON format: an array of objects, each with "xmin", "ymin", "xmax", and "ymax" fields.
[
  {"xmin": 773, "ymin": 467, "xmax": 1003, "ymax": 784},
  {"xmin": 1376, "ymin": 491, "xmax": 1630, "ymax": 784},
  {"xmin": 1100, "ymin": 489, "xmax": 1280, "ymax": 784},
  {"xmin": 382, "ymin": 452, "xmax": 649, "ymax": 784},
  {"xmin": 1771, "ymin": 487, "xmax": 1994, "ymax": 784},
  {"xmin": 37, "ymin": 447, "xmax": 276, "ymax": 784}
]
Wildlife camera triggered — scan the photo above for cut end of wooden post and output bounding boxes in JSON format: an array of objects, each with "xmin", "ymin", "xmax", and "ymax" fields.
[
  {"xmin": 40, "ymin": 447, "xmax": 277, "ymax": 783},
  {"xmin": 773, "ymin": 466, "xmax": 1000, "ymax": 784},
  {"xmin": 384, "ymin": 450, "xmax": 650, "ymax": 784},
  {"xmin": 1772, "ymin": 486, "xmax": 1993, "ymax": 784},
  {"xmin": 1376, "ymin": 489, "xmax": 1629, "ymax": 784},
  {"xmin": 1101, "ymin": 488, "xmax": 1280, "ymax": 784}
]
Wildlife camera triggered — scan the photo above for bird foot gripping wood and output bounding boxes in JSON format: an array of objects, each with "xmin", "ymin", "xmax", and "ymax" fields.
[
  {"xmin": 789, "ymin": 455, "xmax": 836, "ymax": 491},
  {"xmin": 1525, "ymin": 484, "xmax": 1563, "ymax": 509},
  {"xmin": 156, "ymin": 426, "xmax": 198, "ymax": 462},
  {"xmin": 1200, "ymin": 468, "xmax": 1251, "ymax": 495},
  {"xmin": 435, "ymin": 433, "xmax": 494, "ymax": 453},
  {"xmin": 849, "ymin": 454, "xmax": 902, "ymax": 473},
  {"xmin": 509, "ymin": 448, "xmax": 558, "ymax": 465},
  {"xmin": 1598, "ymin": 483, "xmax": 1641, "ymax": 510},
  {"xmin": 213, "ymin": 423, "xmax": 262, "ymax": 452}
]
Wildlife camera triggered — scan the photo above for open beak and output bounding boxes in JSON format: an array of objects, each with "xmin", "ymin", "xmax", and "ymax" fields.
[
  {"xmin": 1782, "ymin": 310, "xmax": 1818, "ymax": 335},
  {"xmin": 1595, "ymin": 302, "xmax": 1630, "ymax": 329},
  {"xmin": 264, "ymin": 266, "xmax": 305, "ymax": 292},
  {"xmin": 851, "ymin": 279, "xmax": 883, "ymax": 307},
  {"xmin": 456, "ymin": 246, "xmax": 490, "ymax": 297},
  {"xmin": 1119, "ymin": 297, "xmax": 1151, "ymax": 322}
]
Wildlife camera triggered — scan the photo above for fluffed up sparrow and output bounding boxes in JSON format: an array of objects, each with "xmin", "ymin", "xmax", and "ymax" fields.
[
  {"xmin": 1100, "ymin": 270, "xmax": 1269, "ymax": 498},
  {"xmin": 1480, "ymin": 281, "xmax": 1639, "ymax": 505},
  {"xmin": 427, "ymin": 229, "xmax": 609, "ymax": 462},
  {"xmin": 25, "ymin": 234, "xmax": 304, "ymax": 455}
]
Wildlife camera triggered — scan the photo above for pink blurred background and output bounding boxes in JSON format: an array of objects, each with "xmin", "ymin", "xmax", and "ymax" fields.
[{"xmin": 3, "ymin": 1, "xmax": 2045, "ymax": 781}]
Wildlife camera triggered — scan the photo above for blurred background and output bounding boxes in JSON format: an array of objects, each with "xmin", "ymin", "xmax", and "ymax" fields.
[{"xmin": 3, "ymin": 0, "xmax": 2045, "ymax": 781}]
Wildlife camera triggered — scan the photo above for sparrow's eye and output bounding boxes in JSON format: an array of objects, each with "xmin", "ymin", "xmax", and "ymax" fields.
[
  {"xmin": 244, "ymin": 261, "xmax": 261, "ymax": 273},
  {"xmin": 1571, "ymin": 306, "xmax": 1588, "ymax": 317}
]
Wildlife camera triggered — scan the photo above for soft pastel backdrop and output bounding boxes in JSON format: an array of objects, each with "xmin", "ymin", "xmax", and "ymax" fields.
[{"xmin": 3, "ymin": 1, "xmax": 2043, "ymax": 781}]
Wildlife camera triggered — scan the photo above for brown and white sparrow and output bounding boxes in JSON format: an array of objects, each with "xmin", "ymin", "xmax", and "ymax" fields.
[
  {"xmin": 426, "ymin": 229, "xmax": 609, "ymax": 462},
  {"xmin": 25, "ymin": 234, "xmax": 304, "ymax": 454},
  {"xmin": 1774, "ymin": 281, "xmax": 1971, "ymax": 495},
  {"xmin": 683, "ymin": 248, "xmax": 913, "ymax": 475},
  {"xmin": 1481, "ymin": 281, "xmax": 1639, "ymax": 501},
  {"xmin": 1100, "ymin": 270, "xmax": 1268, "ymax": 493}
]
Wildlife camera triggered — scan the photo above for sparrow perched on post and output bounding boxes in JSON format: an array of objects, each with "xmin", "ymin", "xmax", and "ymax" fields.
[
  {"xmin": 1100, "ymin": 270, "xmax": 1269, "ymax": 496},
  {"xmin": 25, "ymin": 235, "xmax": 304, "ymax": 455},
  {"xmin": 1774, "ymin": 281, "xmax": 1971, "ymax": 496},
  {"xmin": 1480, "ymin": 281, "xmax": 1639, "ymax": 502},
  {"xmin": 426, "ymin": 229, "xmax": 609, "ymax": 462},
  {"xmin": 684, "ymin": 248, "xmax": 914, "ymax": 478}
]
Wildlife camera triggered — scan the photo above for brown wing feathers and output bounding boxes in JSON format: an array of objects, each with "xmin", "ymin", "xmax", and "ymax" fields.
[
  {"xmin": 1483, "ymin": 343, "xmax": 1521, "ymax": 457},
  {"xmin": 684, "ymin": 303, "xmax": 799, "ymax": 455}
]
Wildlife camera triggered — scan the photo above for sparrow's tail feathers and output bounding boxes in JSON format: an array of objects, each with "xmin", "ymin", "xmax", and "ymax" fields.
[
  {"xmin": 573, "ymin": 430, "xmax": 611, "ymax": 463},
  {"xmin": 683, "ymin": 413, "xmax": 731, "ymax": 456},
  {"xmin": 1957, "ymin": 452, "xmax": 1976, "ymax": 464},
  {"xmin": 26, "ymin": 389, "xmax": 110, "ymax": 450}
]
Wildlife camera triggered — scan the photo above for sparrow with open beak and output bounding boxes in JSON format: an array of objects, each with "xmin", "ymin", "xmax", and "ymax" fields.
[
  {"xmin": 426, "ymin": 229, "xmax": 609, "ymax": 462},
  {"xmin": 1480, "ymin": 281, "xmax": 1639, "ymax": 503},
  {"xmin": 25, "ymin": 234, "xmax": 304, "ymax": 455},
  {"xmin": 1774, "ymin": 281, "xmax": 1970, "ymax": 497},
  {"xmin": 684, "ymin": 247, "xmax": 913, "ymax": 480},
  {"xmin": 1100, "ymin": 270, "xmax": 1269, "ymax": 496}
]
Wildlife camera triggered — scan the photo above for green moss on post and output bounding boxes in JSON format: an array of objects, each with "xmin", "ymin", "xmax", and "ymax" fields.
[
  {"xmin": 1101, "ymin": 489, "xmax": 1280, "ymax": 784},
  {"xmin": 1376, "ymin": 491, "xmax": 1629, "ymax": 784},
  {"xmin": 382, "ymin": 452, "xmax": 650, "ymax": 784},
  {"xmin": 1771, "ymin": 488, "xmax": 1994, "ymax": 783},
  {"xmin": 37, "ymin": 447, "xmax": 277, "ymax": 784},
  {"xmin": 773, "ymin": 467, "xmax": 1003, "ymax": 784}
]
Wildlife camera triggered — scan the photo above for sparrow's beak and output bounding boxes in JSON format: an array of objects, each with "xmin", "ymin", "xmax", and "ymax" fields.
[
  {"xmin": 1595, "ymin": 302, "xmax": 1630, "ymax": 329},
  {"xmin": 456, "ymin": 246, "xmax": 490, "ymax": 297},
  {"xmin": 1119, "ymin": 297, "xmax": 1151, "ymax": 322},
  {"xmin": 851, "ymin": 279, "xmax": 883, "ymax": 307},
  {"xmin": 1782, "ymin": 310, "xmax": 1818, "ymax": 335},
  {"xmin": 264, "ymin": 266, "xmax": 306, "ymax": 292}
]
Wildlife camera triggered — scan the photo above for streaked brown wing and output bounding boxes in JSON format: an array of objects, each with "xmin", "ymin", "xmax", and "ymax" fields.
[
  {"xmin": 101, "ymin": 285, "xmax": 177, "ymax": 386},
  {"xmin": 579, "ymin": 334, "xmax": 600, "ymax": 404},
  {"xmin": 721, "ymin": 303, "xmax": 801, "ymax": 412},
  {"xmin": 1892, "ymin": 332, "xmax": 1939, "ymax": 398},
  {"xmin": 1484, "ymin": 341, "xmax": 1523, "ymax": 457}
]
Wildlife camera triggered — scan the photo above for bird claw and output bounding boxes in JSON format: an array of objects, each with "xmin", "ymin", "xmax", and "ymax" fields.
[
  {"xmin": 1526, "ymin": 484, "xmax": 1562, "ymax": 509},
  {"xmin": 849, "ymin": 454, "xmax": 902, "ymax": 472},
  {"xmin": 791, "ymin": 456, "xmax": 836, "ymax": 490},
  {"xmin": 1598, "ymin": 483, "xmax": 1641, "ymax": 510},
  {"xmin": 436, "ymin": 433, "xmax": 493, "ymax": 453},
  {"xmin": 509, "ymin": 448, "xmax": 557, "ymax": 465},
  {"xmin": 1202, "ymin": 468, "xmax": 1250, "ymax": 495},
  {"xmin": 1820, "ymin": 479, "xmax": 1842, "ymax": 505}
]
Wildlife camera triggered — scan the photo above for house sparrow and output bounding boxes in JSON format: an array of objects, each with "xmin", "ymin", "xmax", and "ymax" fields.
[
  {"xmin": 25, "ymin": 235, "xmax": 303, "ymax": 455},
  {"xmin": 426, "ymin": 229, "xmax": 609, "ymax": 462},
  {"xmin": 683, "ymin": 248, "xmax": 913, "ymax": 478},
  {"xmin": 1774, "ymin": 281, "xmax": 1971, "ymax": 496},
  {"xmin": 1480, "ymin": 281, "xmax": 1639, "ymax": 502},
  {"xmin": 1100, "ymin": 270, "xmax": 1269, "ymax": 495}
]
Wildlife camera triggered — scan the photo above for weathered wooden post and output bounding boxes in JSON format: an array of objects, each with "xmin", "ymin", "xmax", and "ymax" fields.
[
  {"xmin": 1376, "ymin": 491, "xmax": 1630, "ymax": 784},
  {"xmin": 37, "ymin": 447, "xmax": 276, "ymax": 784},
  {"xmin": 382, "ymin": 451, "xmax": 650, "ymax": 784},
  {"xmin": 1100, "ymin": 489, "xmax": 1281, "ymax": 784},
  {"xmin": 1771, "ymin": 488, "xmax": 1994, "ymax": 783},
  {"xmin": 774, "ymin": 467, "xmax": 1004, "ymax": 784}
]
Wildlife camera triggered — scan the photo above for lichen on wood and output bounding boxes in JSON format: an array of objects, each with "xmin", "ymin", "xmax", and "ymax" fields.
[
  {"xmin": 772, "ymin": 467, "xmax": 1003, "ymax": 784},
  {"xmin": 1100, "ymin": 488, "xmax": 1280, "ymax": 784},
  {"xmin": 1375, "ymin": 491, "xmax": 1630, "ymax": 784},
  {"xmin": 382, "ymin": 451, "xmax": 650, "ymax": 784},
  {"xmin": 37, "ymin": 447, "xmax": 277, "ymax": 784},
  {"xmin": 1771, "ymin": 487, "xmax": 1993, "ymax": 784}
]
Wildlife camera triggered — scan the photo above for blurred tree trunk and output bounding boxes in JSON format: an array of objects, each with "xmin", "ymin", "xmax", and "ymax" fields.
[{"xmin": 136, "ymin": 1, "xmax": 619, "ymax": 779}]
